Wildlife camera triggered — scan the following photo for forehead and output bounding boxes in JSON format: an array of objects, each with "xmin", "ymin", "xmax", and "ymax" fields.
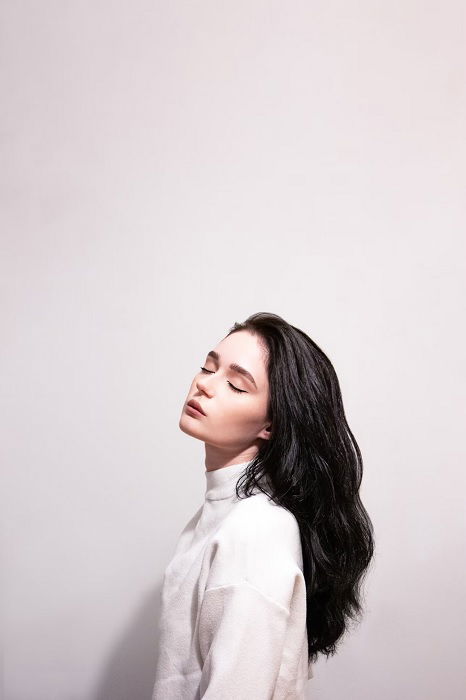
[{"xmin": 213, "ymin": 332, "xmax": 268, "ymax": 381}]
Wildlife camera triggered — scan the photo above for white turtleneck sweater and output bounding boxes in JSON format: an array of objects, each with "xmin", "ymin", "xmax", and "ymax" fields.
[{"xmin": 151, "ymin": 460, "xmax": 314, "ymax": 699}]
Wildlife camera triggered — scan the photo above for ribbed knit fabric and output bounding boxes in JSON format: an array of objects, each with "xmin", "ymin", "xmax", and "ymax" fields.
[{"xmin": 151, "ymin": 460, "xmax": 314, "ymax": 699}]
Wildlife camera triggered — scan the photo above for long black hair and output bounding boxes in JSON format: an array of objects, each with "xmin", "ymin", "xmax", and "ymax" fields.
[{"xmin": 226, "ymin": 312, "xmax": 375, "ymax": 669}]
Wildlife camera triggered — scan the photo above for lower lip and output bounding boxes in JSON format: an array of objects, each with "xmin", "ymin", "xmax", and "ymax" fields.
[{"xmin": 185, "ymin": 404, "xmax": 205, "ymax": 417}]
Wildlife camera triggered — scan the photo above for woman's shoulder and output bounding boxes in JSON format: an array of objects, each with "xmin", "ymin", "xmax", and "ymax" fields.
[
  {"xmin": 234, "ymin": 489, "xmax": 300, "ymax": 525},
  {"xmin": 220, "ymin": 492, "xmax": 302, "ymax": 556},
  {"xmin": 205, "ymin": 493, "xmax": 305, "ymax": 608}
]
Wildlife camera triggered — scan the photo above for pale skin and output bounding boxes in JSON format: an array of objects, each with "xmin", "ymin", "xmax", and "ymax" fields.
[{"xmin": 179, "ymin": 330, "xmax": 272, "ymax": 473}]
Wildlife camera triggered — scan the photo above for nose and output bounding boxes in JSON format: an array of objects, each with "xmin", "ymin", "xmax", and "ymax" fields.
[{"xmin": 196, "ymin": 375, "xmax": 212, "ymax": 396}]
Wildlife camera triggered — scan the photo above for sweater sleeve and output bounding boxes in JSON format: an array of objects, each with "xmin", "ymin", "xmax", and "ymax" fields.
[{"xmin": 198, "ymin": 580, "xmax": 290, "ymax": 699}]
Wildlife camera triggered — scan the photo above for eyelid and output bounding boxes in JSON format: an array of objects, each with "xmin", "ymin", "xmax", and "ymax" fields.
[{"xmin": 199, "ymin": 366, "xmax": 246, "ymax": 393}]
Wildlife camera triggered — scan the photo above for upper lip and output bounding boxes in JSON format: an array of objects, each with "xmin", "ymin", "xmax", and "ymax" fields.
[{"xmin": 187, "ymin": 399, "xmax": 206, "ymax": 416}]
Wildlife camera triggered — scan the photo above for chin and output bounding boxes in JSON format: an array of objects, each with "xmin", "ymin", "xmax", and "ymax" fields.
[{"xmin": 179, "ymin": 414, "xmax": 204, "ymax": 438}]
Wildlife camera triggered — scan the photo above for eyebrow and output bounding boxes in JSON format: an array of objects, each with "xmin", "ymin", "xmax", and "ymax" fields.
[{"xmin": 207, "ymin": 350, "xmax": 257, "ymax": 388}]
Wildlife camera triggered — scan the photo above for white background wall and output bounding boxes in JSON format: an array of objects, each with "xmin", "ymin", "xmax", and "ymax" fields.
[{"xmin": 2, "ymin": 1, "xmax": 465, "ymax": 698}]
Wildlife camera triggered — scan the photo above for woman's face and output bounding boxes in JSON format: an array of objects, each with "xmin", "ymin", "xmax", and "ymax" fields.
[{"xmin": 179, "ymin": 330, "xmax": 271, "ymax": 461}]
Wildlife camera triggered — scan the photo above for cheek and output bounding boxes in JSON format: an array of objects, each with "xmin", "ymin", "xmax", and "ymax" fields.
[{"xmin": 220, "ymin": 398, "xmax": 265, "ymax": 431}]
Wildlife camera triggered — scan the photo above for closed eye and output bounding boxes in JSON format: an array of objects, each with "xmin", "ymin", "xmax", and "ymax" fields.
[{"xmin": 199, "ymin": 367, "xmax": 246, "ymax": 393}]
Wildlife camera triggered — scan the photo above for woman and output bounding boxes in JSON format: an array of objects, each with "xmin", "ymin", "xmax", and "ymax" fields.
[{"xmin": 151, "ymin": 312, "xmax": 375, "ymax": 699}]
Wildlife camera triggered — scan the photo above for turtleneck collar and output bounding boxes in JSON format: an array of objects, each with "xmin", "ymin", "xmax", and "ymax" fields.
[{"xmin": 205, "ymin": 460, "xmax": 251, "ymax": 501}]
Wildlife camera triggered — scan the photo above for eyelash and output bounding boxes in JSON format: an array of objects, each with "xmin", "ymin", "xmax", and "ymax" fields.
[{"xmin": 199, "ymin": 367, "xmax": 246, "ymax": 393}]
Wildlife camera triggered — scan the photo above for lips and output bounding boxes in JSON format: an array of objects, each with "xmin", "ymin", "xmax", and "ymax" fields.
[{"xmin": 187, "ymin": 399, "xmax": 206, "ymax": 416}]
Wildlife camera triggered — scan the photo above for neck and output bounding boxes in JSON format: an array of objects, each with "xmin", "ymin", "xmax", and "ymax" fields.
[{"xmin": 204, "ymin": 448, "xmax": 258, "ymax": 473}]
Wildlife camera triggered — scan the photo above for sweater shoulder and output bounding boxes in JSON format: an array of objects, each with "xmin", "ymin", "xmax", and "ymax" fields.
[
  {"xmin": 204, "ymin": 493, "xmax": 305, "ymax": 610},
  {"xmin": 209, "ymin": 492, "xmax": 304, "ymax": 569},
  {"xmin": 224, "ymin": 492, "xmax": 302, "ymax": 551}
]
